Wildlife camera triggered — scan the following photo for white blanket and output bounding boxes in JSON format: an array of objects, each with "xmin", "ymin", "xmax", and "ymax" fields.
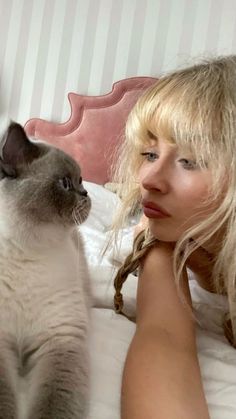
[{"xmin": 81, "ymin": 182, "xmax": 236, "ymax": 419}]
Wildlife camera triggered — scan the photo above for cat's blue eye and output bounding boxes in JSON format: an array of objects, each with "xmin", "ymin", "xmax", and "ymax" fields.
[
  {"xmin": 59, "ymin": 176, "xmax": 73, "ymax": 191},
  {"xmin": 179, "ymin": 159, "xmax": 198, "ymax": 170},
  {"xmin": 140, "ymin": 152, "xmax": 158, "ymax": 162}
]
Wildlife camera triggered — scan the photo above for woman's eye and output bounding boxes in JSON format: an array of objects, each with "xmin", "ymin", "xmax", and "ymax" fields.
[
  {"xmin": 59, "ymin": 176, "xmax": 73, "ymax": 191},
  {"xmin": 140, "ymin": 152, "xmax": 158, "ymax": 162},
  {"xmin": 179, "ymin": 159, "xmax": 197, "ymax": 170}
]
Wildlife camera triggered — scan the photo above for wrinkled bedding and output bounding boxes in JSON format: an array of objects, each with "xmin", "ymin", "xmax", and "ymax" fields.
[{"xmin": 80, "ymin": 182, "xmax": 236, "ymax": 419}]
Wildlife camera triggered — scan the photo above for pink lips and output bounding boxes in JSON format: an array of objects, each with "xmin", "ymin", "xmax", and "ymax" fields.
[{"xmin": 142, "ymin": 200, "xmax": 170, "ymax": 219}]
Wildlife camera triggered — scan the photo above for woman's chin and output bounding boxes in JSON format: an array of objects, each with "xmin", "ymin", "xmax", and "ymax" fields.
[{"xmin": 148, "ymin": 223, "xmax": 180, "ymax": 242}]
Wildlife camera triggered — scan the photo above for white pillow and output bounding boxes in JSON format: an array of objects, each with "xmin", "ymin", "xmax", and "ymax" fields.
[{"xmin": 83, "ymin": 181, "xmax": 121, "ymax": 232}]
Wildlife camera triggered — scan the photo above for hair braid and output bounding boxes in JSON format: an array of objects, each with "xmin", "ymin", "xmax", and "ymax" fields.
[{"xmin": 114, "ymin": 229, "xmax": 157, "ymax": 320}]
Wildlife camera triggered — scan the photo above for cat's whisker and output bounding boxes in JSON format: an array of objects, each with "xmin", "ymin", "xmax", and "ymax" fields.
[
  {"xmin": 72, "ymin": 208, "xmax": 77, "ymax": 224},
  {"xmin": 72, "ymin": 206, "xmax": 83, "ymax": 226},
  {"xmin": 73, "ymin": 200, "xmax": 90, "ymax": 226},
  {"xmin": 72, "ymin": 209, "xmax": 79, "ymax": 225}
]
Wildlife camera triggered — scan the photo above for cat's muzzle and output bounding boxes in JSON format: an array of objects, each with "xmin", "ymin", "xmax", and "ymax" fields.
[{"xmin": 73, "ymin": 195, "xmax": 91, "ymax": 225}]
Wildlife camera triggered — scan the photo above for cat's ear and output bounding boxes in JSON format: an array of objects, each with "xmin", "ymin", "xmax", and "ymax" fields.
[{"xmin": 0, "ymin": 122, "xmax": 40, "ymax": 175}]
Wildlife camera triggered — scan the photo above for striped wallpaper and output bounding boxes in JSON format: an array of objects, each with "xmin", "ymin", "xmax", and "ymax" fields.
[{"xmin": 0, "ymin": 0, "xmax": 236, "ymax": 125}]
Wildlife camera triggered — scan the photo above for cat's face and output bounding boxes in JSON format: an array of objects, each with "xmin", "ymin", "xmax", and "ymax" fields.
[{"xmin": 0, "ymin": 123, "xmax": 91, "ymax": 226}]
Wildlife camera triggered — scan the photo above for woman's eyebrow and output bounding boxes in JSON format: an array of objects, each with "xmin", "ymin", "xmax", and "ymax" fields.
[{"xmin": 147, "ymin": 129, "xmax": 158, "ymax": 140}]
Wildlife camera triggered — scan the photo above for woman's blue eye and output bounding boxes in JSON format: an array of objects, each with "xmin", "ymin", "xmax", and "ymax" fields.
[
  {"xmin": 140, "ymin": 152, "xmax": 158, "ymax": 162},
  {"xmin": 179, "ymin": 159, "xmax": 197, "ymax": 170},
  {"xmin": 59, "ymin": 176, "xmax": 73, "ymax": 191}
]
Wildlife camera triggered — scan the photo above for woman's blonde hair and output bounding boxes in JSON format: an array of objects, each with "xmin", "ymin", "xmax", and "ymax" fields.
[{"xmin": 113, "ymin": 55, "xmax": 236, "ymax": 348}]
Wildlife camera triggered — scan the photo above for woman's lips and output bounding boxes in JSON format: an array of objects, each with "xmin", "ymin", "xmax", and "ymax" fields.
[{"xmin": 142, "ymin": 201, "xmax": 170, "ymax": 218}]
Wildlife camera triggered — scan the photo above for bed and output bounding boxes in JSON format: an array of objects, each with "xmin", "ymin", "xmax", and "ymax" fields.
[{"xmin": 24, "ymin": 77, "xmax": 236, "ymax": 419}]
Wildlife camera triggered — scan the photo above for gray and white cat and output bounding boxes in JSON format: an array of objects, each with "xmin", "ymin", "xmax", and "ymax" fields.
[{"xmin": 0, "ymin": 122, "xmax": 91, "ymax": 419}]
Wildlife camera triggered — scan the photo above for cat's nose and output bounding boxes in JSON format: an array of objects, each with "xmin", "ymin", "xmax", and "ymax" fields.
[{"xmin": 78, "ymin": 185, "xmax": 88, "ymax": 197}]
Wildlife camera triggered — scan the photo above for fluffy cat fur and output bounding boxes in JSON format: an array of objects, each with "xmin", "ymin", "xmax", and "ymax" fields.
[{"xmin": 0, "ymin": 123, "xmax": 91, "ymax": 419}]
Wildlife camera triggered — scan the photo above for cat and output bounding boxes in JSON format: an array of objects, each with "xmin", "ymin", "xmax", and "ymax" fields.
[{"xmin": 0, "ymin": 122, "xmax": 91, "ymax": 419}]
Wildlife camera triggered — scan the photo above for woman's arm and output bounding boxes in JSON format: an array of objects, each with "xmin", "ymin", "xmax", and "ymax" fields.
[
  {"xmin": 121, "ymin": 243, "xmax": 210, "ymax": 419},
  {"xmin": 135, "ymin": 214, "xmax": 216, "ymax": 293}
]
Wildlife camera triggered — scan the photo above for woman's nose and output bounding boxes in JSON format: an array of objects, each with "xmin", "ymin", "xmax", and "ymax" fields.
[{"xmin": 140, "ymin": 162, "xmax": 169, "ymax": 193}]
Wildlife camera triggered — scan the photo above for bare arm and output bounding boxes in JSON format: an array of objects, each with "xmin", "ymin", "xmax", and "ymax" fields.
[
  {"xmin": 121, "ymin": 243, "xmax": 210, "ymax": 419},
  {"xmin": 135, "ymin": 214, "xmax": 218, "ymax": 293}
]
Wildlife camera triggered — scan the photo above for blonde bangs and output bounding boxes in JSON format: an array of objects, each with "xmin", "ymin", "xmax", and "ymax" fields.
[{"xmin": 131, "ymin": 71, "xmax": 226, "ymax": 173}]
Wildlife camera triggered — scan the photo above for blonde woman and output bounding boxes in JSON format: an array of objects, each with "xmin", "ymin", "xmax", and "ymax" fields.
[{"xmin": 112, "ymin": 56, "xmax": 236, "ymax": 419}]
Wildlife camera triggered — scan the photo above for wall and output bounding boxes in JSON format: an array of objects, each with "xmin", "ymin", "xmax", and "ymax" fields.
[{"xmin": 0, "ymin": 0, "xmax": 236, "ymax": 125}]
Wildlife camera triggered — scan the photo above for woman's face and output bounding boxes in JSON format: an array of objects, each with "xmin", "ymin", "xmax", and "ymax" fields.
[{"xmin": 139, "ymin": 136, "xmax": 218, "ymax": 242}]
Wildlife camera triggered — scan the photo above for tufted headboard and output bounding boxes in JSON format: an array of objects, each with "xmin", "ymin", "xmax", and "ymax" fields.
[{"xmin": 24, "ymin": 77, "xmax": 156, "ymax": 184}]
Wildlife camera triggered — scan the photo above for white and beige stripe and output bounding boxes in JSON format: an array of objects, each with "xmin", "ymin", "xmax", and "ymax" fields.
[{"xmin": 0, "ymin": 0, "xmax": 236, "ymax": 125}]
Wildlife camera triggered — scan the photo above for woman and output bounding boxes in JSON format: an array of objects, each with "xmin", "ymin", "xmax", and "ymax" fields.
[{"xmin": 112, "ymin": 56, "xmax": 236, "ymax": 418}]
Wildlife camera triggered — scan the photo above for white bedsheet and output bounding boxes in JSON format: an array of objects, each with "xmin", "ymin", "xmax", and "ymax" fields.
[{"xmin": 81, "ymin": 182, "xmax": 236, "ymax": 419}]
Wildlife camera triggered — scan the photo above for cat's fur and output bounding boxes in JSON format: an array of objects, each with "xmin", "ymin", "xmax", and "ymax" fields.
[{"xmin": 0, "ymin": 123, "xmax": 91, "ymax": 419}]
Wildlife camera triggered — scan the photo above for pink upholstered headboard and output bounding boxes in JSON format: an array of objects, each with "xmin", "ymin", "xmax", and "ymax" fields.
[{"xmin": 24, "ymin": 77, "xmax": 156, "ymax": 184}]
